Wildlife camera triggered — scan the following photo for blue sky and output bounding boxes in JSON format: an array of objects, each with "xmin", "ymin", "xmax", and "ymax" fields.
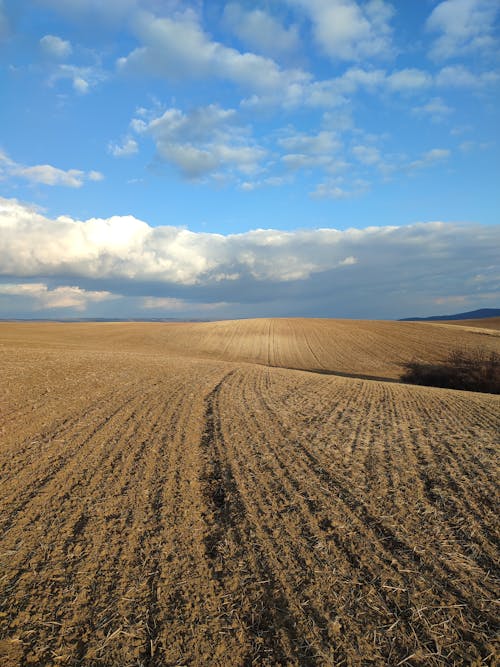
[{"xmin": 0, "ymin": 0, "xmax": 499, "ymax": 319}]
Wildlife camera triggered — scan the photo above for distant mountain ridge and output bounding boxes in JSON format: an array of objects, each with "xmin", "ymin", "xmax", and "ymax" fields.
[{"xmin": 400, "ymin": 308, "xmax": 500, "ymax": 322}]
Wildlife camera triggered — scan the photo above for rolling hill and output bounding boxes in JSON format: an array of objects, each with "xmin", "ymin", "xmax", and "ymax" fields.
[{"xmin": 1, "ymin": 319, "xmax": 498, "ymax": 666}]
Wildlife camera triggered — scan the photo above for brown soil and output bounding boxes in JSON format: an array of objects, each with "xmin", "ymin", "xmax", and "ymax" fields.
[
  {"xmin": 436, "ymin": 317, "xmax": 500, "ymax": 332},
  {"xmin": 1, "ymin": 320, "xmax": 499, "ymax": 666}
]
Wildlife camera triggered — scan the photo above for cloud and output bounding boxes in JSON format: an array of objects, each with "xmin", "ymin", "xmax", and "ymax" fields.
[
  {"xmin": 108, "ymin": 137, "xmax": 139, "ymax": 157},
  {"xmin": 289, "ymin": 0, "xmax": 394, "ymax": 61},
  {"xmin": 222, "ymin": 4, "xmax": 300, "ymax": 60},
  {"xmin": 386, "ymin": 68, "xmax": 433, "ymax": 92},
  {"xmin": 278, "ymin": 129, "xmax": 345, "ymax": 172},
  {"xmin": 435, "ymin": 65, "xmax": 500, "ymax": 88},
  {"xmin": 0, "ymin": 151, "xmax": 103, "ymax": 188},
  {"xmin": 409, "ymin": 148, "xmax": 451, "ymax": 170},
  {"xmin": 0, "ymin": 282, "xmax": 116, "ymax": 311},
  {"xmin": 311, "ymin": 178, "xmax": 369, "ymax": 199},
  {"xmin": 279, "ymin": 130, "xmax": 340, "ymax": 155},
  {"xmin": 118, "ymin": 10, "xmax": 310, "ymax": 102},
  {"xmin": 427, "ymin": 0, "xmax": 499, "ymax": 60},
  {"xmin": 1, "ymin": 196, "xmax": 499, "ymax": 318},
  {"xmin": 133, "ymin": 104, "xmax": 266, "ymax": 179},
  {"xmin": 239, "ymin": 175, "xmax": 293, "ymax": 191},
  {"xmin": 116, "ymin": 9, "xmax": 491, "ymax": 112},
  {"xmin": 141, "ymin": 296, "xmax": 228, "ymax": 312},
  {"xmin": 49, "ymin": 64, "xmax": 106, "ymax": 94},
  {"xmin": 412, "ymin": 97, "xmax": 454, "ymax": 122},
  {"xmin": 352, "ymin": 145, "xmax": 381, "ymax": 165},
  {"xmin": 40, "ymin": 34, "xmax": 72, "ymax": 58}
]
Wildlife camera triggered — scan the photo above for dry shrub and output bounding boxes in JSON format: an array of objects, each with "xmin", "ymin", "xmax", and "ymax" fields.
[{"xmin": 401, "ymin": 347, "xmax": 500, "ymax": 394}]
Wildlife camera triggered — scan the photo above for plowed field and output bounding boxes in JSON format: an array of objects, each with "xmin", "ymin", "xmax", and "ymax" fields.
[{"xmin": 1, "ymin": 320, "xmax": 499, "ymax": 666}]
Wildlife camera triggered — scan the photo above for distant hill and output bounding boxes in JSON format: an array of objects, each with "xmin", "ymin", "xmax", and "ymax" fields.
[{"xmin": 400, "ymin": 308, "xmax": 500, "ymax": 322}]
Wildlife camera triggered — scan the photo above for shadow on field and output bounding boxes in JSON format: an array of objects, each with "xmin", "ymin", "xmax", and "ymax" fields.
[{"xmin": 401, "ymin": 347, "xmax": 500, "ymax": 394}]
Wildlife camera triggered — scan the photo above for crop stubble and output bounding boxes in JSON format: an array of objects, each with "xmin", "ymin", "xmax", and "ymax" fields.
[{"xmin": 0, "ymin": 320, "xmax": 499, "ymax": 666}]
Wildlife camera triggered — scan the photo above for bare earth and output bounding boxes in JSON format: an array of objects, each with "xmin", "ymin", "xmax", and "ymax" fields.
[{"xmin": 1, "ymin": 319, "xmax": 499, "ymax": 666}]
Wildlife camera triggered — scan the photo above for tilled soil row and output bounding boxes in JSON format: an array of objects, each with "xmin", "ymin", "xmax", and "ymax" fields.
[{"xmin": 0, "ymin": 340, "xmax": 499, "ymax": 666}]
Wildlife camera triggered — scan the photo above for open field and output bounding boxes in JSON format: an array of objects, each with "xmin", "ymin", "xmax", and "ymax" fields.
[
  {"xmin": 438, "ymin": 317, "xmax": 500, "ymax": 332},
  {"xmin": 1, "ymin": 320, "xmax": 499, "ymax": 666}
]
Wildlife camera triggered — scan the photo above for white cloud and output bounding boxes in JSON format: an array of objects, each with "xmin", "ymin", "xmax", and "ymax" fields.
[
  {"xmin": 282, "ymin": 153, "xmax": 335, "ymax": 170},
  {"xmin": 352, "ymin": 145, "xmax": 381, "ymax": 165},
  {"xmin": 278, "ymin": 129, "xmax": 343, "ymax": 171},
  {"xmin": 386, "ymin": 68, "xmax": 433, "ymax": 92},
  {"xmin": 458, "ymin": 140, "xmax": 490, "ymax": 153},
  {"xmin": 279, "ymin": 130, "xmax": 339, "ymax": 154},
  {"xmin": 141, "ymin": 296, "xmax": 188, "ymax": 310},
  {"xmin": 435, "ymin": 65, "xmax": 500, "ymax": 88},
  {"xmin": 311, "ymin": 178, "xmax": 369, "ymax": 199},
  {"xmin": 141, "ymin": 296, "xmax": 228, "ymax": 312},
  {"xmin": 108, "ymin": 137, "xmax": 139, "ymax": 157},
  {"xmin": 117, "ymin": 10, "xmax": 310, "ymax": 102},
  {"xmin": 427, "ymin": 0, "xmax": 499, "ymax": 60},
  {"xmin": 222, "ymin": 4, "xmax": 300, "ymax": 60},
  {"xmin": 0, "ymin": 282, "xmax": 116, "ymax": 311},
  {"xmin": 239, "ymin": 175, "xmax": 294, "ymax": 191},
  {"xmin": 49, "ymin": 64, "xmax": 106, "ymax": 94},
  {"xmin": 243, "ymin": 64, "xmax": 436, "ymax": 110},
  {"xmin": 412, "ymin": 97, "xmax": 454, "ymax": 121},
  {"xmin": 40, "ymin": 34, "xmax": 72, "ymax": 58},
  {"xmin": 409, "ymin": 148, "xmax": 451, "ymax": 170},
  {"xmin": 0, "ymin": 151, "xmax": 103, "ymax": 188},
  {"xmin": 289, "ymin": 0, "xmax": 394, "ymax": 61},
  {"xmin": 1, "ymin": 196, "xmax": 499, "ymax": 318},
  {"xmin": 133, "ymin": 104, "xmax": 266, "ymax": 179},
  {"xmin": 116, "ymin": 10, "xmax": 483, "ymax": 113}
]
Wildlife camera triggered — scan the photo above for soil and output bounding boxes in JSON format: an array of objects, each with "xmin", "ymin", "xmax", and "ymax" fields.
[{"xmin": 1, "ymin": 320, "xmax": 498, "ymax": 666}]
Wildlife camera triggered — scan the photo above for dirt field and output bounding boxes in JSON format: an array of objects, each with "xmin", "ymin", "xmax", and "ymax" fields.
[
  {"xmin": 437, "ymin": 317, "xmax": 500, "ymax": 332},
  {"xmin": 1, "ymin": 320, "xmax": 499, "ymax": 666}
]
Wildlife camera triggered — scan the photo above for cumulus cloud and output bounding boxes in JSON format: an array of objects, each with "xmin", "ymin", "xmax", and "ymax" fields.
[
  {"xmin": 133, "ymin": 104, "xmax": 266, "ymax": 179},
  {"xmin": 352, "ymin": 145, "xmax": 381, "ymax": 165},
  {"xmin": 279, "ymin": 130, "xmax": 340, "ymax": 155},
  {"xmin": 0, "ymin": 151, "xmax": 103, "ymax": 188},
  {"xmin": 0, "ymin": 282, "xmax": 116, "ymax": 311},
  {"xmin": 427, "ymin": 0, "xmax": 499, "ymax": 60},
  {"xmin": 40, "ymin": 34, "xmax": 72, "ymax": 58},
  {"xmin": 108, "ymin": 137, "xmax": 139, "ymax": 157},
  {"xmin": 311, "ymin": 178, "xmax": 369, "ymax": 199},
  {"xmin": 49, "ymin": 64, "xmax": 106, "ymax": 94},
  {"xmin": 278, "ymin": 130, "xmax": 345, "ymax": 172},
  {"xmin": 412, "ymin": 97, "xmax": 454, "ymax": 122},
  {"xmin": 116, "ymin": 9, "xmax": 492, "ymax": 112},
  {"xmin": 409, "ymin": 148, "xmax": 451, "ymax": 170},
  {"xmin": 289, "ymin": 0, "xmax": 394, "ymax": 61},
  {"xmin": 118, "ymin": 10, "xmax": 310, "ymax": 102},
  {"xmin": 222, "ymin": 4, "xmax": 300, "ymax": 60},
  {"xmin": 435, "ymin": 65, "xmax": 499, "ymax": 88},
  {"xmin": 386, "ymin": 68, "xmax": 433, "ymax": 92},
  {"xmin": 1, "ymin": 196, "xmax": 499, "ymax": 318}
]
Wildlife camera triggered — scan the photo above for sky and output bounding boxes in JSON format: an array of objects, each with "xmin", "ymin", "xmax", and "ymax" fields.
[{"xmin": 0, "ymin": 0, "xmax": 499, "ymax": 320}]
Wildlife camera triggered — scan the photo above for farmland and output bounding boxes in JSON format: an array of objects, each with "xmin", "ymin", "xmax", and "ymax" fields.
[{"xmin": 1, "ymin": 319, "xmax": 499, "ymax": 666}]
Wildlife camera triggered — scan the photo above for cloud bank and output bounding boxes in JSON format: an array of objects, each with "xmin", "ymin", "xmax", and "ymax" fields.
[{"xmin": 1, "ymin": 196, "xmax": 498, "ymax": 319}]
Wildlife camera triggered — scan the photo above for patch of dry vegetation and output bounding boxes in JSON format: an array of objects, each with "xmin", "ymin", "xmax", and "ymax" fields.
[
  {"xmin": 0, "ymin": 321, "xmax": 499, "ymax": 666},
  {"xmin": 402, "ymin": 347, "xmax": 500, "ymax": 394}
]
